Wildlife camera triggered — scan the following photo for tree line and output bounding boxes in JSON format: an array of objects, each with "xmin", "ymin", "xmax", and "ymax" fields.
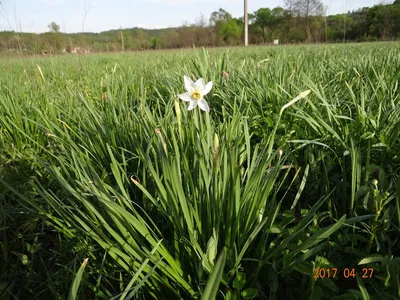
[{"xmin": 1, "ymin": 0, "xmax": 400, "ymax": 55}]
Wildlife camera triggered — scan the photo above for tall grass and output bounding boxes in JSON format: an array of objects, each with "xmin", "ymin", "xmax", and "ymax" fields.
[{"xmin": 0, "ymin": 43, "xmax": 399, "ymax": 299}]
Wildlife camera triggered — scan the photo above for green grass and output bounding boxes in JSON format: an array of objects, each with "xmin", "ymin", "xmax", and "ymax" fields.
[{"xmin": 0, "ymin": 42, "xmax": 399, "ymax": 299}]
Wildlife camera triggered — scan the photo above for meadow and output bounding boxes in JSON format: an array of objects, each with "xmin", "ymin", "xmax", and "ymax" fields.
[{"xmin": 0, "ymin": 43, "xmax": 399, "ymax": 300}]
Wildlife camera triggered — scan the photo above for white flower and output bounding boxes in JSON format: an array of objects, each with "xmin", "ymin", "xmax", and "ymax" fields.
[{"xmin": 178, "ymin": 75, "xmax": 213, "ymax": 112}]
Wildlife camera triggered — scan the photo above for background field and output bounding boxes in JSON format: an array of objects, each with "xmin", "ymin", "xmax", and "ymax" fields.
[{"xmin": 1, "ymin": 43, "xmax": 400, "ymax": 299}]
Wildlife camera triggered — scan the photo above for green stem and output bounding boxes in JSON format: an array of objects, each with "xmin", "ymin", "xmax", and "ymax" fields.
[{"xmin": 366, "ymin": 192, "xmax": 381, "ymax": 254}]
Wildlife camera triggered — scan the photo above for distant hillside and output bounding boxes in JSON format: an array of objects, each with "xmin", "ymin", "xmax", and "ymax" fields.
[{"xmin": 98, "ymin": 27, "xmax": 180, "ymax": 37}]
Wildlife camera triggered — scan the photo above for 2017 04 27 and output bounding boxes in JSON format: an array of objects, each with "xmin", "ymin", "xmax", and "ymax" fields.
[{"xmin": 313, "ymin": 268, "xmax": 374, "ymax": 279}]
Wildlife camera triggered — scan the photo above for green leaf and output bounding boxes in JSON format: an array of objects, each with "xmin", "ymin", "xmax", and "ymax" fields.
[
  {"xmin": 206, "ymin": 229, "xmax": 218, "ymax": 267},
  {"xmin": 68, "ymin": 258, "xmax": 89, "ymax": 300},
  {"xmin": 0, "ymin": 282, "xmax": 13, "ymax": 300},
  {"xmin": 241, "ymin": 288, "xmax": 258, "ymax": 299},
  {"xmin": 319, "ymin": 278, "xmax": 339, "ymax": 293},
  {"xmin": 294, "ymin": 215, "xmax": 346, "ymax": 255},
  {"xmin": 356, "ymin": 276, "xmax": 371, "ymax": 300},
  {"xmin": 396, "ymin": 176, "xmax": 400, "ymax": 228},
  {"xmin": 267, "ymin": 227, "xmax": 281, "ymax": 234},
  {"xmin": 225, "ymin": 289, "xmax": 239, "ymax": 300},
  {"xmin": 291, "ymin": 164, "xmax": 309, "ymax": 210},
  {"xmin": 358, "ymin": 255, "xmax": 384, "ymax": 265},
  {"xmin": 202, "ymin": 248, "xmax": 227, "ymax": 300},
  {"xmin": 310, "ymin": 286, "xmax": 323, "ymax": 300},
  {"xmin": 233, "ymin": 272, "xmax": 246, "ymax": 291}
]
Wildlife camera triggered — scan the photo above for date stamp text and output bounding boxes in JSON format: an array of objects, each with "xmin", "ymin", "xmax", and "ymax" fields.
[{"xmin": 313, "ymin": 268, "xmax": 374, "ymax": 279}]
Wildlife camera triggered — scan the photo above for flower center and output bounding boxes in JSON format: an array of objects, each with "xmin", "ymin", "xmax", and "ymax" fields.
[{"xmin": 192, "ymin": 91, "xmax": 201, "ymax": 100}]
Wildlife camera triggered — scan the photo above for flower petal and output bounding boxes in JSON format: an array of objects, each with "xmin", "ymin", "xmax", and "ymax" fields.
[
  {"xmin": 197, "ymin": 99, "xmax": 210, "ymax": 112},
  {"xmin": 195, "ymin": 78, "xmax": 206, "ymax": 91},
  {"xmin": 187, "ymin": 100, "xmax": 198, "ymax": 111},
  {"xmin": 184, "ymin": 75, "xmax": 194, "ymax": 93},
  {"xmin": 202, "ymin": 81, "xmax": 213, "ymax": 95},
  {"xmin": 179, "ymin": 92, "xmax": 192, "ymax": 102}
]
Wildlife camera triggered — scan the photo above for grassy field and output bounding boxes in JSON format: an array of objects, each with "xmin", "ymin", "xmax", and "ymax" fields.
[{"xmin": 0, "ymin": 43, "xmax": 399, "ymax": 300}]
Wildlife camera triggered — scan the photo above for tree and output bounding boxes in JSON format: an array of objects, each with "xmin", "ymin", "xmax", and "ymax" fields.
[
  {"xmin": 210, "ymin": 8, "xmax": 232, "ymax": 25},
  {"xmin": 163, "ymin": 30, "xmax": 182, "ymax": 48},
  {"xmin": 135, "ymin": 29, "xmax": 149, "ymax": 49},
  {"xmin": 48, "ymin": 22, "xmax": 60, "ymax": 33},
  {"xmin": 177, "ymin": 26, "xmax": 198, "ymax": 47},
  {"xmin": 308, "ymin": 16, "xmax": 325, "ymax": 42},
  {"xmin": 270, "ymin": 7, "xmax": 286, "ymax": 39},
  {"xmin": 123, "ymin": 33, "xmax": 134, "ymax": 50},
  {"xmin": 253, "ymin": 7, "xmax": 287, "ymax": 42},
  {"xmin": 210, "ymin": 8, "xmax": 233, "ymax": 45},
  {"xmin": 195, "ymin": 13, "xmax": 208, "ymax": 27},
  {"xmin": 367, "ymin": 4, "xmax": 400, "ymax": 40},
  {"xmin": 344, "ymin": 8, "xmax": 369, "ymax": 41},
  {"xmin": 271, "ymin": 7, "xmax": 286, "ymax": 20},
  {"xmin": 221, "ymin": 18, "xmax": 243, "ymax": 45},
  {"xmin": 285, "ymin": 0, "xmax": 324, "ymax": 42},
  {"xmin": 150, "ymin": 36, "xmax": 164, "ymax": 49},
  {"xmin": 254, "ymin": 8, "xmax": 272, "ymax": 43},
  {"xmin": 194, "ymin": 13, "xmax": 212, "ymax": 46},
  {"xmin": 240, "ymin": 13, "xmax": 256, "ymax": 24},
  {"xmin": 45, "ymin": 22, "xmax": 64, "ymax": 53}
]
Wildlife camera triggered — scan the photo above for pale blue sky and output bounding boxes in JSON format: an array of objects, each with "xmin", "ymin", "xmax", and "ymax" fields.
[{"xmin": 0, "ymin": 0, "xmax": 386, "ymax": 33}]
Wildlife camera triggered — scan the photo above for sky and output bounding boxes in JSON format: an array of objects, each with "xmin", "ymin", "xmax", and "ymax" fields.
[{"xmin": 0, "ymin": 0, "xmax": 386, "ymax": 34}]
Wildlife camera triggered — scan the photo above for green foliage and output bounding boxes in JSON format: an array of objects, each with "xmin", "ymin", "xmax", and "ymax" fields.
[
  {"xmin": 254, "ymin": 8, "xmax": 272, "ymax": 43},
  {"xmin": 209, "ymin": 8, "xmax": 232, "ymax": 26},
  {"xmin": 48, "ymin": 22, "xmax": 61, "ymax": 33},
  {"xmin": 201, "ymin": 248, "xmax": 227, "ymax": 300},
  {"xmin": 68, "ymin": 258, "xmax": 89, "ymax": 300},
  {"xmin": 220, "ymin": 19, "xmax": 243, "ymax": 45},
  {"xmin": 0, "ymin": 43, "xmax": 399, "ymax": 299}
]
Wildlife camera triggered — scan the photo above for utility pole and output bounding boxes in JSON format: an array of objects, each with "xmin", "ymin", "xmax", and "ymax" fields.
[
  {"xmin": 244, "ymin": 0, "xmax": 248, "ymax": 46},
  {"xmin": 120, "ymin": 27, "xmax": 125, "ymax": 51},
  {"xmin": 343, "ymin": 0, "xmax": 348, "ymax": 43},
  {"xmin": 324, "ymin": 5, "xmax": 328, "ymax": 43}
]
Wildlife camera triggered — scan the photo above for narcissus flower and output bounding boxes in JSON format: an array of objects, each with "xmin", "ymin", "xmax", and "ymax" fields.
[{"xmin": 179, "ymin": 75, "xmax": 213, "ymax": 112}]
